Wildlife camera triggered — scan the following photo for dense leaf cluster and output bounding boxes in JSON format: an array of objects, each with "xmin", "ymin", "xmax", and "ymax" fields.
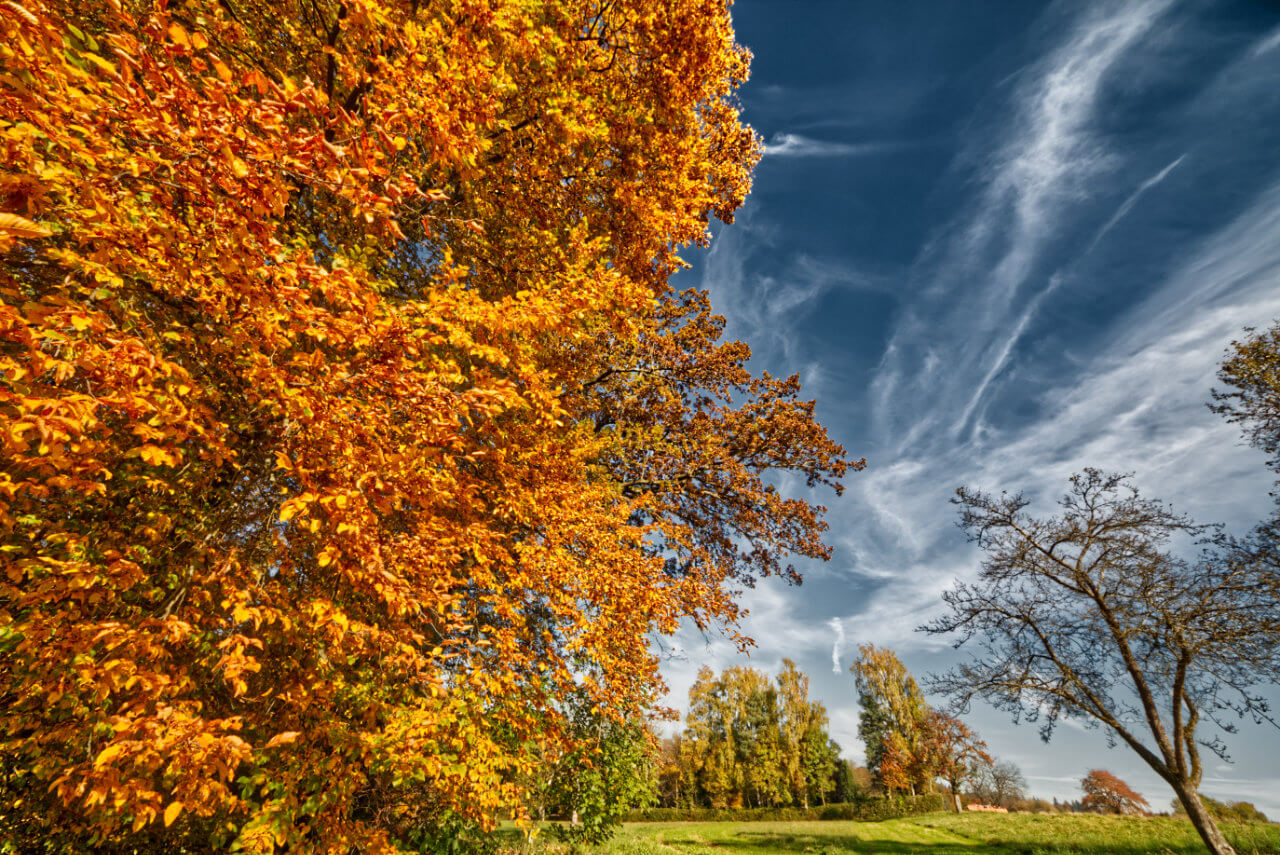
[{"xmin": 0, "ymin": 0, "xmax": 851, "ymax": 850}]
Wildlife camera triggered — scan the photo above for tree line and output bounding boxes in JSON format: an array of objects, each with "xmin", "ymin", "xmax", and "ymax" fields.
[
  {"xmin": 647, "ymin": 653, "xmax": 1024, "ymax": 815},
  {"xmin": 653, "ymin": 661, "xmax": 850, "ymax": 810}
]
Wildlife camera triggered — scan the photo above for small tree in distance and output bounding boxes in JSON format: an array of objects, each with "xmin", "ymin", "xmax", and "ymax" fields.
[
  {"xmin": 920, "ymin": 711, "xmax": 991, "ymax": 812},
  {"xmin": 1081, "ymin": 770, "xmax": 1149, "ymax": 816},
  {"xmin": 968, "ymin": 758, "xmax": 1027, "ymax": 810},
  {"xmin": 925, "ymin": 470, "xmax": 1280, "ymax": 855}
]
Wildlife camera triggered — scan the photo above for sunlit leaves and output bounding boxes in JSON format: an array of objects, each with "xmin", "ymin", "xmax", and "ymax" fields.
[{"xmin": 0, "ymin": 0, "xmax": 848, "ymax": 849}]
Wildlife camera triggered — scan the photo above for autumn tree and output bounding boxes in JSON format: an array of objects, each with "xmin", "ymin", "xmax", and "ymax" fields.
[
  {"xmin": 0, "ymin": 0, "xmax": 852, "ymax": 850},
  {"xmin": 677, "ymin": 662, "xmax": 840, "ymax": 809},
  {"xmin": 926, "ymin": 470, "xmax": 1280, "ymax": 855},
  {"xmin": 777, "ymin": 658, "xmax": 835, "ymax": 808},
  {"xmin": 850, "ymin": 644, "xmax": 931, "ymax": 795},
  {"xmin": 1081, "ymin": 770, "xmax": 1149, "ymax": 816},
  {"xmin": 1213, "ymin": 323, "xmax": 1280, "ymax": 476},
  {"xmin": 1212, "ymin": 322, "xmax": 1280, "ymax": 601},
  {"xmin": 655, "ymin": 736, "xmax": 685, "ymax": 808},
  {"xmin": 919, "ymin": 710, "xmax": 990, "ymax": 812}
]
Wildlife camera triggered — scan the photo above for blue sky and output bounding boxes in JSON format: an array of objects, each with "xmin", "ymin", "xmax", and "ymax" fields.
[{"xmin": 660, "ymin": 0, "xmax": 1280, "ymax": 815}]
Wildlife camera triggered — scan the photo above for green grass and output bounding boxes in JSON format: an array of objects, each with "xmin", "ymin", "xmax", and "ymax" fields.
[
  {"xmin": 914, "ymin": 812, "xmax": 1280, "ymax": 854},
  {"xmin": 501, "ymin": 813, "xmax": 1280, "ymax": 854}
]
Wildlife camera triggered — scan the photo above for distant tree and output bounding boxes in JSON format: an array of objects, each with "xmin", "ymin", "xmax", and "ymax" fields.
[
  {"xmin": 656, "ymin": 736, "xmax": 684, "ymax": 808},
  {"xmin": 851, "ymin": 765, "xmax": 875, "ymax": 794},
  {"xmin": 969, "ymin": 758, "xmax": 1026, "ymax": 809},
  {"xmin": 777, "ymin": 659, "xmax": 832, "ymax": 808},
  {"xmin": 850, "ymin": 645, "xmax": 931, "ymax": 794},
  {"xmin": 1081, "ymin": 770, "xmax": 1149, "ymax": 816},
  {"xmin": 680, "ymin": 662, "xmax": 841, "ymax": 809},
  {"xmin": 926, "ymin": 470, "xmax": 1280, "ymax": 855},
  {"xmin": 1225, "ymin": 802, "xmax": 1269, "ymax": 823},
  {"xmin": 831, "ymin": 760, "xmax": 858, "ymax": 803},
  {"xmin": 801, "ymin": 735, "xmax": 840, "ymax": 807},
  {"xmin": 1021, "ymin": 797, "xmax": 1055, "ymax": 814},
  {"xmin": 920, "ymin": 711, "xmax": 991, "ymax": 811}
]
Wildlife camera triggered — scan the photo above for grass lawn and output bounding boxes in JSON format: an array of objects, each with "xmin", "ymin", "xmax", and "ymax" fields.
[{"xmin": 504, "ymin": 813, "xmax": 1280, "ymax": 854}]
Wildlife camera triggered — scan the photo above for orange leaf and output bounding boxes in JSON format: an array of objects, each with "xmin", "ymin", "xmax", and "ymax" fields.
[
  {"xmin": 265, "ymin": 731, "xmax": 299, "ymax": 749},
  {"xmin": 168, "ymin": 22, "xmax": 190, "ymax": 48},
  {"xmin": 0, "ymin": 212, "xmax": 51, "ymax": 239}
]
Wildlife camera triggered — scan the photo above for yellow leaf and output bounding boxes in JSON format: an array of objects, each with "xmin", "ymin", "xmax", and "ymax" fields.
[
  {"xmin": 190, "ymin": 31, "xmax": 208, "ymax": 50},
  {"xmin": 164, "ymin": 801, "xmax": 183, "ymax": 827},
  {"xmin": 93, "ymin": 743, "xmax": 125, "ymax": 768},
  {"xmin": 82, "ymin": 52, "xmax": 118, "ymax": 77},
  {"xmin": 221, "ymin": 143, "xmax": 249, "ymax": 178},
  {"xmin": 265, "ymin": 731, "xmax": 299, "ymax": 749},
  {"xmin": 0, "ymin": 212, "xmax": 51, "ymax": 239},
  {"xmin": 168, "ymin": 23, "xmax": 190, "ymax": 49}
]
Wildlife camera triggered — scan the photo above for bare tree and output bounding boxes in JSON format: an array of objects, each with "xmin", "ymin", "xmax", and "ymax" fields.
[
  {"xmin": 924, "ymin": 470, "xmax": 1280, "ymax": 855},
  {"xmin": 969, "ymin": 758, "xmax": 1026, "ymax": 809}
]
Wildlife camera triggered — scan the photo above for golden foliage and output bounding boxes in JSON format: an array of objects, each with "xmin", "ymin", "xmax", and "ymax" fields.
[{"xmin": 0, "ymin": 0, "xmax": 851, "ymax": 849}]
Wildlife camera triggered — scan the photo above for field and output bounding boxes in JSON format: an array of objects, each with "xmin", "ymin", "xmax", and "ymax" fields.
[{"xmin": 508, "ymin": 813, "xmax": 1280, "ymax": 854}]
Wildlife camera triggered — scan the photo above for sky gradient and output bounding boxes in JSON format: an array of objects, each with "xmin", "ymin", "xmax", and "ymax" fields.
[{"xmin": 660, "ymin": 0, "xmax": 1280, "ymax": 815}]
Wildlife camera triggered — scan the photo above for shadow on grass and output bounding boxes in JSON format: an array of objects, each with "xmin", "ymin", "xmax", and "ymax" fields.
[
  {"xmin": 664, "ymin": 830, "xmax": 977, "ymax": 854},
  {"xmin": 654, "ymin": 827, "xmax": 1206, "ymax": 855}
]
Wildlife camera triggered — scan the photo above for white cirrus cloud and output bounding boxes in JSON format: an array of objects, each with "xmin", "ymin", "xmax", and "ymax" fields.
[{"xmin": 763, "ymin": 133, "xmax": 889, "ymax": 158}]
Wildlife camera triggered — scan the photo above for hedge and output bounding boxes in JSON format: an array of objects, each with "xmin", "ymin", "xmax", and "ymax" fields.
[{"xmin": 622, "ymin": 794, "xmax": 950, "ymax": 823}]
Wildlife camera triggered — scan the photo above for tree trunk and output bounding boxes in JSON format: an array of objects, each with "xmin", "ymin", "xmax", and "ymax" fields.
[{"xmin": 1172, "ymin": 782, "xmax": 1235, "ymax": 855}]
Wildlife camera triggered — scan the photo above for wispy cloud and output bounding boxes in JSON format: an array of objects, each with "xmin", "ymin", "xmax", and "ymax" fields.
[
  {"xmin": 699, "ymin": 217, "xmax": 890, "ymax": 373},
  {"xmin": 763, "ymin": 133, "xmax": 888, "ymax": 158},
  {"xmin": 829, "ymin": 617, "xmax": 846, "ymax": 673},
  {"xmin": 873, "ymin": 0, "xmax": 1175, "ymax": 446},
  {"xmin": 1088, "ymin": 154, "xmax": 1187, "ymax": 252},
  {"xmin": 1250, "ymin": 25, "xmax": 1280, "ymax": 59}
]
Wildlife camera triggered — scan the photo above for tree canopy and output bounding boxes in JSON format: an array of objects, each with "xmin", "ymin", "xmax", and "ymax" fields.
[
  {"xmin": 1080, "ymin": 770, "xmax": 1149, "ymax": 816},
  {"xmin": 0, "ymin": 0, "xmax": 852, "ymax": 850}
]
